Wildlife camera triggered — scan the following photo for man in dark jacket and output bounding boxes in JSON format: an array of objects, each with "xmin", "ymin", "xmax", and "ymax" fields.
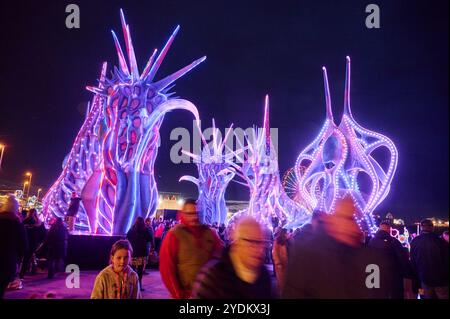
[
  {"xmin": 410, "ymin": 219, "xmax": 449, "ymax": 299},
  {"xmin": 0, "ymin": 195, "xmax": 28, "ymax": 298},
  {"xmin": 43, "ymin": 218, "xmax": 68, "ymax": 279},
  {"xmin": 191, "ymin": 216, "xmax": 273, "ymax": 299},
  {"xmin": 368, "ymin": 220, "xmax": 414, "ymax": 298}
]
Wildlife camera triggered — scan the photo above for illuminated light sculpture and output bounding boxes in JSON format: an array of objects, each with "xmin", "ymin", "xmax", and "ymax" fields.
[
  {"xmin": 229, "ymin": 96, "xmax": 311, "ymax": 230},
  {"xmin": 179, "ymin": 120, "xmax": 239, "ymax": 225},
  {"xmin": 43, "ymin": 10, "xmax": 204, "ymax": 234},
  {"xmin": 294, "ymin": 57, "xmax": 398, "ymax": 233},
  {"xmin": 42, "ymin": 62, "xmax": 108, "ymax": 231}
]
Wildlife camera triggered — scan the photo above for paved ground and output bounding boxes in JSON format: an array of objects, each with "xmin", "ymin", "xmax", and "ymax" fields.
[{"xmin": 4, "ymin": 268, "xmax": 171, "ymax": 299}]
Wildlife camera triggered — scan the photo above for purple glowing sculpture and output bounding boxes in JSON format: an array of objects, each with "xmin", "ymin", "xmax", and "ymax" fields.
[
  {"xmin": 43, "ymin": 10, "xmax": 204, "ymax": 235},
  {"xmin": 295, "ymin": 57, "xmax": 398, "ymax": 233}
]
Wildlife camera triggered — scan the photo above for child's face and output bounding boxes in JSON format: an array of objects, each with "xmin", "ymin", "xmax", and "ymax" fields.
[{"xmin": 111, "ymin": 249, "xmax": 130, "ymax": 273}]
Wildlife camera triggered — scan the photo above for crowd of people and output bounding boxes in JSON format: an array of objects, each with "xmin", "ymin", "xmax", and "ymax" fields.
[
  {"xmin": 1, "ymin": 193, "xmax": 448, "ymax": 300},
  {"xmin": 0, "ymin": 195, "xmax": 69, "ymax": 298}
]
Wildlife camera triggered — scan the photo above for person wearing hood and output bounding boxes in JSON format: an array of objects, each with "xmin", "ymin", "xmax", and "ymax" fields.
[{"xmin": 0, "ymin": 195, "xmax": 27, "ymax": 298}]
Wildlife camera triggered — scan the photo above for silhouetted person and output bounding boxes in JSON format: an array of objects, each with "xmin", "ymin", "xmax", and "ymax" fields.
[
  {"xmin": 369, "ymin": 220, "xmax": 414, "ymax": 299},
  {"xmin": 127, "ymin": 217, "xmax": 154, "ymax": 291},
  {"xmin": 42, "ymin": 218, "xmax": 68, "ymax": 278},
  {"xmin": 66, "ymin": 191, "xmax": 81, "ymax": 232},
  {"xmin": 19, "ymin": 208, "xmax": 47, "ymax": 279},
  {"xmin": 0, "ymin": 195, "xmax": 27, "ymax": 298},
  {"xmin": 410, "ymin": 219, "xmax": 449, "ymax": 299}
]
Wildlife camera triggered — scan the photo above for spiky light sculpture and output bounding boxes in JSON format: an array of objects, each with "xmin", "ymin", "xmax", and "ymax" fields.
[
  {"xmin": 179, "ymin": 120, "xmax": 240, "ymax": 225},
  {"xmin": 295, "ymin": 57, "xmax": 398, "ymax": 233},
  {"xmin": 230, "ymin": 96, "xmax": 311, "ymax": 230},
  {"xmin": 43, "ymin": 10, "xmax": 204, "ymax": 235}
]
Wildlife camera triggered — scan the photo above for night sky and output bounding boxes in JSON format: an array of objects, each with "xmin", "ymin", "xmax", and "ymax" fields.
[{"xmin": 0, "ymin": 0, "xmax": 448, "ymax": 223}]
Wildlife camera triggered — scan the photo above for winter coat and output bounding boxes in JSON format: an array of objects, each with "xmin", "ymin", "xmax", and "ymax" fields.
[
  {"xmin": 410, "ymin": 232, "xmax": 449, "ymax": 287},
  {"xmin": 0, "ymin": 211, "xmax": 28, "ymax": 282}
]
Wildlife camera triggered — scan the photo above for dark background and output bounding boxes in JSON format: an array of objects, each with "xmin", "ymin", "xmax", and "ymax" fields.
[{"xmin": 0, "ymin": 0, "xmax": 448, "ymax": 223}]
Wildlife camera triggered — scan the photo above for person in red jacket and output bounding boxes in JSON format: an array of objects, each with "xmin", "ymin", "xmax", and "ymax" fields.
[{"xmin": 159, "ymin": 199, "xmax": 223, "ymax": 299}]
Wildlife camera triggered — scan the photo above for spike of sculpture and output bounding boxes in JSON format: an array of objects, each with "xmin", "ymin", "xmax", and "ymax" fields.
[
  {"xmin": 179, "ymin": 120, "xmax": 240, "ymax": 225},
  {"xmin": 43, "ymin": 10, "xmax": 205, "ymax": 234},
  {"xmin": 230, "ymin": 96, "xmax": 311, "ymax": 230},
  {"xmin": 295, "ymin": 57, "xmax": 398, "ymax": 233}
]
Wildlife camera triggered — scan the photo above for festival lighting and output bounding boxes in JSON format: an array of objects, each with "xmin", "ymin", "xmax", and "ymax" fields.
[
  {"xmin": 179, "ymin": 120, "xmax": 240, "ymax": 225},
  {"xmin": 42, "ymin": 10, "xmax": 204, "ymax": 234},
  {"xmin": 229, "ymin": 96, "xmax": 311, "ymax": 230},
  {"xmin": 294, "ymin": 57, "xmax": 398, "ymax": 234}
]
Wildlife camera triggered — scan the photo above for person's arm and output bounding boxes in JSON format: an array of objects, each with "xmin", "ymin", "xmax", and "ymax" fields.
[
  {"xmin": 159, "ymin": 231, "xmax": 185, "ymax": 299},
  {"xmin": 90, "ymin": 274, "xmax": 105, "ymax": 299},
  {"xmin": 132, "ymin": 273, "xmax": 141, "ymax": 299}
]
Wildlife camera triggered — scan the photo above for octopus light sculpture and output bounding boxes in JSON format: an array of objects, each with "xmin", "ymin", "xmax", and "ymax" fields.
[
  {"xmin": 295, "ymin": 57, "xmax": 398, "ymax": 233},
  {"xmin": 43, "ymin": 10, "xmax": 204, "ymax": 235},
  {"xmin": 179, "ymin": 120, "xmax": 240, "ymax": 225}
]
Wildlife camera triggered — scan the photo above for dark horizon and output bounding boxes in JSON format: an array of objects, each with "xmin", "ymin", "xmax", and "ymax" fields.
[{"xmin": 0, "ymin": 0, "xmax": 448, "ymax": 224}]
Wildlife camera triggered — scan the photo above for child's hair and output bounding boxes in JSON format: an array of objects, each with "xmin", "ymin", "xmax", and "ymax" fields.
[{"xmin": 110, "ymin": 240, "xmax": 133, "ymax": 259}]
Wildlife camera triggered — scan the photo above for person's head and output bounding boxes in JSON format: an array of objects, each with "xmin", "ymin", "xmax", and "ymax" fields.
[
  {"xmin": 179, "ymin": 198, "xmax": 200, "ymax": 227},
  {"xmin": 144, "ymin": 217, "xmax": 151, "ymax": 226},
  {"xmin": 379, "ymin": 219, "xmax": 392, "ymax": 233},
  {"xmin": 110, "ymin": 240, "xmax": 133, "ymax": 273},
  {"xmin": 71, "ymin": 191, "xmax": 78, "ymax": 198},
  {"xmin": 231, "ymin": 216, "xmax": 268, "ymax": 271},
  {"xmin": 133, "ymin": 216, "xmax": 145, "ymax": 231},
  {"xmin": 420, "ymin": 219, "xmax": 434, "ymax": 233},
  {"xmin": 442, "ymin": 231, "xmax": 449, "ymax": 243}
]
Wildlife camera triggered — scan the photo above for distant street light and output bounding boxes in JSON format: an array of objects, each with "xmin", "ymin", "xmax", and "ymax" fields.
[
  {"xmin": 23, "ymin": 181, "xmax": 29, "ymax": 195},
  {"xmin": 25, "ymin": 172, "xmax": 32, "ymax": 199}
]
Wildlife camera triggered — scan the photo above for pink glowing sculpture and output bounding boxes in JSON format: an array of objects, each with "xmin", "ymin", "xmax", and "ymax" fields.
[
  {"xmin": 43, "ymin": 10, "xmax": 204, "ymax": 234},
  {"xmin": 295, "ymin": 57, "xmax": 398, "ymax": 233}
]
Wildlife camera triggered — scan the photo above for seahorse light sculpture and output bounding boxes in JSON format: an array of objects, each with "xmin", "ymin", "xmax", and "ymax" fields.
[
  {"xmin": 179, "ymin": 120, "xmax": 239, "ymax": 225},
  {"xmin": 230, "ymin": 96, "xmax": 311, "ymax": 230},
  {"xmin": 43, "ymin": 10, "xmax": 204, "ymax": 235},
  {"xmin": 295, "ymin": 57, "xmax": 398, "ymax": 233}
]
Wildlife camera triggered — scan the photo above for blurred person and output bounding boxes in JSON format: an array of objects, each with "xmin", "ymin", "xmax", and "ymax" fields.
[
  {"xmin": 0, "ymin": 195, "xmax": 27, "ymax": 298},
  {"xmin": 283, "ymin": 195, "xmax": 391, "ymax": 298},
  {"xmin": 91, "ymin": 240, "xmax": 141, "ymax": 299},
  {"xmin": 410, "ymin": 219, "xmax": 449, "ymax": 299},
  {"xmin": 369, "ymin": 219, "xmax": 415, "ymax": 299},
  {"xmin": 41, "ymin": 217, "xmax": 68, "ymax": 278},
  {"xmin": 126, "ymin": 217, "xmax": 154, "ymax": 291},
  {"xmin": 159, "ymin": 199, "xmax": 223, "ymax": 299},
  {"xmin": 192, "ymin": 216, "xmax": 273, "ymax": 299}
]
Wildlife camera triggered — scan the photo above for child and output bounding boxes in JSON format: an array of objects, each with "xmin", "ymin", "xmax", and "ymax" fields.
[{"xmin": 91, "ymin": 240, "xmax": 141, "ymax": 299}]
